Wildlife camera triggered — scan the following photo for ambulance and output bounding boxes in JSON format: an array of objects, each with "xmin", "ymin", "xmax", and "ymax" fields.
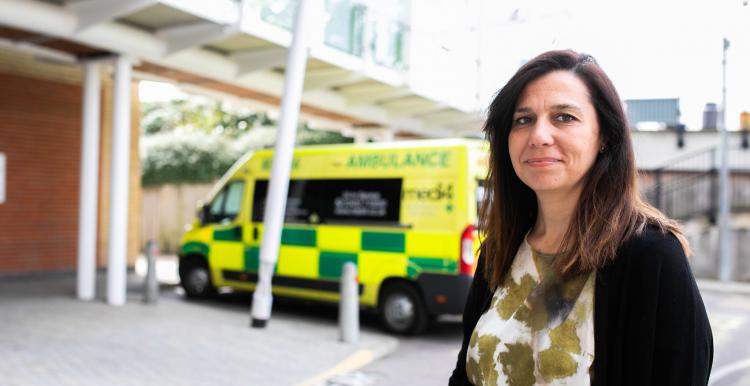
[{"xmin": 178, "ymin": 138, "xmax": 488, "ymax": 334}]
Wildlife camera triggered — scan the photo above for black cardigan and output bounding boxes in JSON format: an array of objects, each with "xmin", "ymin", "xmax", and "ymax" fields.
[{"xmin": 449, "ymin": 227, "xmax": 714, "ymax": 385}]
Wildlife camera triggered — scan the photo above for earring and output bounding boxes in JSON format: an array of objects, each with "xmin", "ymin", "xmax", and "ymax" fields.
[{"xmin": 599, "ymin": 145, "xmax": 606, "ymax": 153}]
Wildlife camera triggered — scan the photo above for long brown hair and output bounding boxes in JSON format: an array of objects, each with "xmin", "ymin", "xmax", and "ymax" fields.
[{"xmin": 479, "ymin": 50, "xmax": 689, "ymax": 289}]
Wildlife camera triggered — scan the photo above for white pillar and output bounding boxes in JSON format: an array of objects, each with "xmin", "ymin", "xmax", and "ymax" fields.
[
  {"xmin": 107, "ymin": 56, "xmax": 132, "ymax": 306},
  {"xmin": 77, "ymin": 61, "xmax": 101, "ymax": 301},
  {"xmin": 251, "ymin": 0, "xmax": 320, "ymax": 327}
]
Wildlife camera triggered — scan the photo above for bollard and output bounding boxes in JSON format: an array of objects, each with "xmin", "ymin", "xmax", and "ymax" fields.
[
  {"xmin": 339, "ymin": 262, "xmax": 359, "ymax": 343},
  {"xmin": 143, "ymin": 239, "xmax": 159, "ymax": 304}
]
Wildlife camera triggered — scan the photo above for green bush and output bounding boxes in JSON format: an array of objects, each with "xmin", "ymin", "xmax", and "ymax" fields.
[
  {"xmin": 140, "ymin": 97, "xmax": 354, "ymax": 186},
  {"xmin": 141, "ymin": 100, "xmax": 274, "ymax": 138},
  {"xmin": 141, "ymin": 126, "xmax": 354, "ymax": 186},
  {"xmin": 140, "ymin": 133, "xmax": 241, "ymax": 186}
]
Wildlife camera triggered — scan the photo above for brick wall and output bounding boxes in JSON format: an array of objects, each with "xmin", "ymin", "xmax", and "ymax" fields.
[
  {"xmin": 0, "ymin": 49, "xmax": 141, "ymax": 274},
  {"xmin": 0, "ymin": 71, "xmax": 83, "ymax": 272}
]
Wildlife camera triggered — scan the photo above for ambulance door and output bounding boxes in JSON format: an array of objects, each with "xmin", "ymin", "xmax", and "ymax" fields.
[
  {"xmin": 246, "ymin": 179, "xmax": 269, "ymax": 277},
  {"xmin": 207, "ymin": 180, "xmax": 246, "ymax": 282}
]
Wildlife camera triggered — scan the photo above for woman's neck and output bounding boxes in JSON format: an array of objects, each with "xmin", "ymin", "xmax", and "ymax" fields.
[{"xmin": 528, "ymin": 189, "xmax": 581, "ymax": 253}]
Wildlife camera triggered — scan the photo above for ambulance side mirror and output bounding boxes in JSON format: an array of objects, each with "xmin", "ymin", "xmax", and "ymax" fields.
[{"xmin": 199, "ymin": 203, "xmax": 211, "ymax": 226}]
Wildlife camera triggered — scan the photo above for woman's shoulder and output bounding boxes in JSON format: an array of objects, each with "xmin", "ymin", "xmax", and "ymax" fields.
[
  {"xmin": 604, "ymin": 224, "xmax": 692, "ymax": 280},
  {"xmin": 623, "ymin": 224, "xmax": 684, "ymax": 255}
]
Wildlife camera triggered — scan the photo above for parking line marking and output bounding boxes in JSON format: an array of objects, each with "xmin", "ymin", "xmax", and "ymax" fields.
[{"xmin": 295, "ymin": 349, "xmax": 375, "ymax": 386}]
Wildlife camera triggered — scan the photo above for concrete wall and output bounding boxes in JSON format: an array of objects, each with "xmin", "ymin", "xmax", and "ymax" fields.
[
  {"xmin": 684, "ymin": 214, "xmax": 750, "ymax": 281},
  {"xmin": 631, "ymin": 130, "xmax": 748, "ymax": 170}
]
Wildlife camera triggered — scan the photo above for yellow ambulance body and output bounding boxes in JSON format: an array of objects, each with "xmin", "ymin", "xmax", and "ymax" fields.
[{"xmin": 178, "ymin": 138, "xmax": 488, "ymax": 334}]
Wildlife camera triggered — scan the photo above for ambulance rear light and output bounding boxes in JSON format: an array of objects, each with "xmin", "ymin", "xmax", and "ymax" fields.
[{"xmin": 460, "ymin": 225, "xmax": 477, "ymax": 275}]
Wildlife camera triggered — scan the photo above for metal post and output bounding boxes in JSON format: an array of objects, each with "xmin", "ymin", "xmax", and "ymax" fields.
[
  {"xmin": 250, "ymin": 0, "xmax": 320, "ymax": 328},
  {"xmin": 143, "ymin": 240, "xmax": 159, "ymax": 303},
  {"xmin": 654, "ymin": 169, "xmax": 663, "ymax": 211},
  {"xmin": 107, "ymin": 56, "xmax": 132, "ymax": 306},
  {"xmin": 77, "ymin": 61, "xmax": 101, "ymax": 301},
  {"xmin": 709, "ymin": 149, "xmax": 718, "ymax": 223},
  {"xmin": 339, "ymin": 262, "xmax": 359, "ymax": 343},
  {"xmin": 718, "ymin": 38, "xmax": 732, "ymax": 282}
]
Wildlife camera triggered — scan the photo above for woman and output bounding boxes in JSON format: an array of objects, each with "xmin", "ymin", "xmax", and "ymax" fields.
[{"xmin": 449, "ymin": 50, "xmax": 713, "ymax": 385}]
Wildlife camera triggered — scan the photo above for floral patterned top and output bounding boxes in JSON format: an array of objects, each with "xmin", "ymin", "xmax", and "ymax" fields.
[{"xmin": 466, "ymin": 237, "xmax": 596, "ymax": 385}]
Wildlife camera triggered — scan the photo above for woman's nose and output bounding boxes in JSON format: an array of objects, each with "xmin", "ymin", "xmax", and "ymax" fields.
[{"xmin": 529, "ymin": 120, "xmax": 554, "ymax": 148}]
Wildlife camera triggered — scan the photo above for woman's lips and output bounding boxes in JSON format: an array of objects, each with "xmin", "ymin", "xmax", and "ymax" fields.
[{"xmin": 525, "ymin": 158, "xmax": 561, "ymax": 167}]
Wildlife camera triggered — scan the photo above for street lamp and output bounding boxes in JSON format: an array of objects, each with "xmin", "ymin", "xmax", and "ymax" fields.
[{"xmin": 717, "ymin": 37, "xmax": 732, "ymax": 282}]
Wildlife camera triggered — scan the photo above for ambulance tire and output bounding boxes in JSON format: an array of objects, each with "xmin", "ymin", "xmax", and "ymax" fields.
[
  {"xmin": 179, "ymin": 256, "xmax": 216, "ymax": 299},
  {"xmin": 379, "ymin": 281, "xmax": 429, "ymax": 335}
]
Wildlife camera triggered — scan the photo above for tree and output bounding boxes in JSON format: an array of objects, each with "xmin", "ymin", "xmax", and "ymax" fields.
[{"xmin": 140, "ymin": 98, "xmax": 353, "ymax": 186}]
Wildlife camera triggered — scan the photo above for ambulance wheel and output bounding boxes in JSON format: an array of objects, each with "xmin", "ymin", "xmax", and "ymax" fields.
[
  {"xmin": 379, "ymin": 282, "xmax": 429, "ymax": 335},
  {"xmin": 179, "ymin": 256, "xmax": 215, "ymax": 298}
]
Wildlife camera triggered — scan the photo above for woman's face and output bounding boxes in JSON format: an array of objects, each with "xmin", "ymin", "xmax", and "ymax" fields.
[{"xmin": 508, "ymin": 70, "xmax": 601, "ymax": 197}]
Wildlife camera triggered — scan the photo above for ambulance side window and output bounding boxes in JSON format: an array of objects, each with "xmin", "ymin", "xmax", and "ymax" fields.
[
  {"xmin": 207, "ymin": 181, "xmax": 245, "ymax": 224},
  {"xmin": 209, "ymin": 190, "xmax": 226, "ymax": 220},
  {"xmin": 252, "ymin": 178, "xmax": 402, "ymax": 226},
  {"xmin": 224, "ymin": 181, "xmax": 244, "ymax": 218}
]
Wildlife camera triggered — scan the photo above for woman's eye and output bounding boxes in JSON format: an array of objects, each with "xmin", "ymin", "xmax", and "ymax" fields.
[
  {"xmin": 513, "ymin": 116, "xmax": 531, "ymax": 126},
  {"xmin": 556, "ymin": 113, "xmax": 576, "ymax": 123}
]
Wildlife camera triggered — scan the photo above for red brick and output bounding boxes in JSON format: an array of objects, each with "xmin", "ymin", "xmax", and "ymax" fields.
[{"xmin": 0, "ymin": 71, "xmax": 81, "ymax": 273}]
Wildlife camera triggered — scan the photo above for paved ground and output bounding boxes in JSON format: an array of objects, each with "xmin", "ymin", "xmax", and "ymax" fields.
[
  {"xmin": 700, "ymin": 284, "xmax": 750, "ymax": 386},
  {"xmin": 347, "ymin": 281, "xmax": 750, "ymax": 386},
  {"xmin": 354, "ymin": 316, "xmax": 463, "ymax": 385},
  {"xmin": 5, "ymin": 255, "xmax": 750, "ymax": 386},
  {"xmin": 0, "ymin": 269, "xmax": 397, "ymax": 386}
]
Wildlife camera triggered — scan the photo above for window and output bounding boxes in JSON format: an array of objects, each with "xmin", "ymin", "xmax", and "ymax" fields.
[
  {"xmin": 252, "ymin": 178, "xmax": 402, "ymax": 226},
  {"xmin": 206, "ymin": 180, "xmax": 245, "ymax": 224},
  {"xmin": 209, "ymin": 190, "xmax": 226, "ymax": 219},
  {"xmin": 224, "ymin": 182, "xmax": 244, "ymax": 217},
  {"xmin": 324, "ymin": 0, "xmax": 366, "ymax": 56}
]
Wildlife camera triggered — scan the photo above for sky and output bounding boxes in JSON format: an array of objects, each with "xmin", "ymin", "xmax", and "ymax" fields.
[
  {"xmin": 139, "ymin": 81, "xmax": 187, "ymax": 103},
  {"xmin": 477, "ymin": 0, "xmax": 750, "ymax": 130}
]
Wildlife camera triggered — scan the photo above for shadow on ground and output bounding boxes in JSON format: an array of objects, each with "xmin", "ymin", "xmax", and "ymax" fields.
[{"xmin": 156, "ymin": 284, "xmax": 462, "ymax": 338}]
